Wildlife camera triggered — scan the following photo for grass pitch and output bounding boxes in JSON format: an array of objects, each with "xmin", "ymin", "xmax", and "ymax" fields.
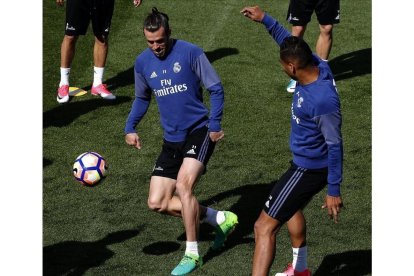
[{"xmin": 43, "ymin": 0, "xmax": 371, "ymax": 275}]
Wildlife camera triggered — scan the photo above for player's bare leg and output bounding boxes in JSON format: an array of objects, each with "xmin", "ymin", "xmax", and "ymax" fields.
[
  {"xmin": 93, "ymin": 35, "xmax": 108, "ymax": 67},
  {"xmin": 175, "ymin": 158, "xmax": 204, "ymax": 242},
  {"xmin": 287, "ymin": 210, "xmax": 306, "ymax": 248},
  {"xmin": 291, "ymin": 25, "xmax": 306, "ymax": 38},
  {"xmin": 170, "ymin": 158, "xmax": 205, "ymax": 275},
  {"xmin": 280, "ymin": 210, "xmax": 310, "ymax": 275},
  {"xmin": 91, "ymin": 35, "xmax": 115, "ymax": 99},
  {"xmin": 147, "ymin": 176, "xmax": 208, "ymax": 218},
  {"xmin": 60, "ymin": 35, "xmax": 78, "ymax": 68},
  {"xmin": 316, "ymin": 24, "xmax": 333, "ymax": 60},
  {"xmin": 252, "ymin": 211, "xmax": 282, "ymax": 276},
  {"xmin": 148, "ymin": 176, "xmax": 182, "ymax": 217}
]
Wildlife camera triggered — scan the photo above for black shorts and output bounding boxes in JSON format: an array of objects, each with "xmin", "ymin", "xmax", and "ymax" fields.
[
  {"xmin": 263, "ymin": 162, "xmax": 328, "ymax": 223},
  {"xmin": 286, "ymin": 0, "xmax": 340, "ymax": 26},
  {"xmin": 151, "ymin": 126, "xmax": 216, "ymax": 180},
  {"xmin": 65, "ymin": 0, "xmax": 115, "ymax": 37}
]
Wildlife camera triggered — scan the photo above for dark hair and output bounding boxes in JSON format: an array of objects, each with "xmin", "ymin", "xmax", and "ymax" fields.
[
  {"xmin": 143, "ymin": 7, "xmax": 170, "ymax": 32},
  {"xmin": 280, "ymin": 36, "xmax": 313, "ymax": 69}
]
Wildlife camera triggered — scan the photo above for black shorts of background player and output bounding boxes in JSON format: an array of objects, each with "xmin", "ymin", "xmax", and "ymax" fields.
[{"xmin": 284, "ymin": 0, "xmax": 340, "ymax": 93}]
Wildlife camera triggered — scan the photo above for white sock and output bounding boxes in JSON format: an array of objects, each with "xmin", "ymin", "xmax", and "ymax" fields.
[
  {"xmin": 185, "ymin": 241, "xmax": 199, "ymax": 256},
  {"xmin": 321, "ymin": 58, "xmax": 329, "ymax": 62},
  {"xmin": 59, "ymin": 67, "xmax": 70, "ymax": 87},
  {"xmin": 292, "ymin": 246, "xmax": 308, "ymax": 272},
  {"xmin": 204, "ymin": 208, "xmax": 225, "ymax": 226},
  {"xmin": 216, "ymin": 211, "xmax": 225, "ymax": 225},
  {"xmin": 93, "ymin": 66, "xmax": 104, "ymax": 87}
]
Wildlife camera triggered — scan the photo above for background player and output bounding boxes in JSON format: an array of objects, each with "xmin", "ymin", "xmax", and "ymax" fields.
[
  {"xmin": 56, "ymin": 0, "xmax": 142, "ymax": 103},
  {"xmin": 285, "ymin": 0, "xmax": 340, "ymax": 93}
]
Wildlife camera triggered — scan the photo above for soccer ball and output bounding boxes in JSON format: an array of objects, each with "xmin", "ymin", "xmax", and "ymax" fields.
[{"xmin": 73, "ymin": 152, "xmax": 107, "ymax": 186}]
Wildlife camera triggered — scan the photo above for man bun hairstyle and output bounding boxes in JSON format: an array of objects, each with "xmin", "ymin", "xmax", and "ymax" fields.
[
  {"xmin": 280, "ymin": 36, "xmax": 313, "ymax": 69},
  {"xmin": 143, "ymin": 7, "xmax": 170, "ymax": 32}
]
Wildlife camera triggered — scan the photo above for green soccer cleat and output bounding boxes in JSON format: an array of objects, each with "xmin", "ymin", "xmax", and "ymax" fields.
[
  {"xmin": 211, "ymin": 211, "xmax": 238, "ymax": 251},
  {"xmin": 171, "ymin": 253, "xmax": 203, "ymax": 275}
]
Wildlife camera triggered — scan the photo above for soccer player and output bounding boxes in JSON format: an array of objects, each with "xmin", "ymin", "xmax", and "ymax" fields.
[
  {"xmin": 285, "ymin": 0, "xmax": 340, "ymax": 93},
  {"xmin": 55, "ymin": 0, "xmax": 142, "ymax": 104},
  {"xmin": 124, "ymin": 7, "xmax": 238, "ymax": 276},
  {"xmin": 241, "ymin": 6, "xmax": 343, "ymax": 276}
]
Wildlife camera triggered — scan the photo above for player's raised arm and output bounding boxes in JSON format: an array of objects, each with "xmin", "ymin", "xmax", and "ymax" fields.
[
  {"xmin": 133, "ymin": 0, "xmax": 142, "ymax": 7},
  {"xmin": 241, "ymin": 5, "xmax": 291, "ymax": 47},
  {"xmin": 240, "ymin": 6, "xmax": 265, "ymax": 22}
]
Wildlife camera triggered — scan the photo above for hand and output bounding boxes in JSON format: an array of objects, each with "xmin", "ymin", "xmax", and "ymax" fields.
[
  {"xmin": 209, "ymin": 130, "xmax": 224, "ymax": 142},
  {"xmin": 56, "ymin": 0, "xmax": 65, "ymax": 7},
  {"xmin": 322, "ymin": 195, "xmax": 343, "ymax": 223},
  {"xmin": 125, "ymin": 133, "xmax": 142, "ymax": 149},
  {"xmin": 133, "ymin": 0, "xmax": 142, "ymax": 7},
  {"xmin": 240, "ymin": 6, "xmax": 265, "ymax": 22}
]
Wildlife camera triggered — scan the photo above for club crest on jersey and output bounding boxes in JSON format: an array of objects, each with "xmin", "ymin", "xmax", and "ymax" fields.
[
  {"xmin": 297, "ymin": 97, "xmax": 304, "ymax": 108},
  {"xmin": 173, "ymin": 62, "xmax": 181, "ymax": 73}
]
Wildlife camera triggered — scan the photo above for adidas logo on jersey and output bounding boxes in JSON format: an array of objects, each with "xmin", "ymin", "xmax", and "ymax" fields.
[
  {"xmin": 150, "ymin": 71, "xmax": 158, "ymax": 78},
  {"xmin": 186, "ymin": 149, "xmax": 196, "ymax": 155}
]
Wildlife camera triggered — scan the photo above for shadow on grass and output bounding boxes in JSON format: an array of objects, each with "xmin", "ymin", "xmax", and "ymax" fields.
[
  {"xmin": 43, "ymin": 157, "xmax": 53, "ymax": 168},
  {"xmin": 142, "ymin": 241, "xmax": 181, "ymax": 255},
  {"xmin": 43, "ymin": 96, "xmax": 130, "ymax": 129},
  {"xmin": 206, "ymin": 47, "xmax": 239, "ymax": 63},
  {"xmin": 104, "ymin": 47, "xmax": 239, "ymax": 91},
  {"xmin": 314, "ymin": 249, "xmax": 372, "ymax": 276},
  {"xmin": 43, "ymin": 227, "xmax": 144, "ymax": 276},
  {"xmin": 329, "ymin": 48, "xmax": 372, "ymax": 81}
]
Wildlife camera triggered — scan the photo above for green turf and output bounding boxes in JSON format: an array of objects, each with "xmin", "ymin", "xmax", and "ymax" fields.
[{"xmin": 43, "ymin": 0, "xmax": 371, "ymax": 275}]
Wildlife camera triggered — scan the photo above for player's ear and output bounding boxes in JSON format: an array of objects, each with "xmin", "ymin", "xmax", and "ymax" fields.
[{"xmin": 290, "ymin": 63, "xmax": 296, "ymax": 74}]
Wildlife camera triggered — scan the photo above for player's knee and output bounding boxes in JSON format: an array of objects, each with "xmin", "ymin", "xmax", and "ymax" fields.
[
  {"xmin": 147, "ymin": 198, "xmax": 168, "ymax": 213},
  {"xmin": 292, "ymin": 25, "xmax": 306, "ymax": 37},
  {"xmin": 319, "ymin": 24, "xmax": 333, "ymax": 36},
  {"xmin": 254, "ymin": 218, "xmax": 279, "ymax": 237},
  {"xmin": 175, "ymin": 181, "xmax": 192, "ymax": 198},
  {"xmin": 254, "ymin": 220, "xmax": 266, "ymax": 236},
  {"xmin": 95, "ymin": 35, "xmax": 109, "ymax": 45},
  {"xmin": 63, "ymin": 35, "xmax": 78, "ymax": 45}
]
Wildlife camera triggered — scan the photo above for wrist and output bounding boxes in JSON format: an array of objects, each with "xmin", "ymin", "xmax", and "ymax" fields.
[{"xmin": 327, "ymin": 183, "xmax": 340, "ymax": 196}]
